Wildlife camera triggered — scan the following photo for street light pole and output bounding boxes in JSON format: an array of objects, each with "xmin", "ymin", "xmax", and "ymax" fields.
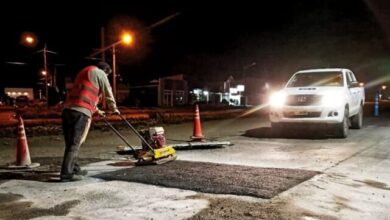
[
  {"xmin": 43, "ymin": 44, "xmax": 48, "ymax": 107},
  {"xmin": 88, "ymin": 34, "xmax": 131, "ymax": 101},
  {"xmin": 112, "ymin": 44, "xmax": 117, "ymax": 100}
]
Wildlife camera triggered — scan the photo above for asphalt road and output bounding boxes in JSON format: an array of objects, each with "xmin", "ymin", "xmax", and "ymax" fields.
[{"xmin": 0, "ymin": 109, "xmax": 390, "ymax": 219}]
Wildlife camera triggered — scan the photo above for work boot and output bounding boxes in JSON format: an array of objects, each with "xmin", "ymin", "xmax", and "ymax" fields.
[
  {"xmin": 74, "ymin": 169, "xmax": 88, "ymax": 176},
  {"xmin": 73, "ymin": 163, "xmax": 88, "ymax": 176},
  {"xmin": 60, "ymin": 174, "xmax": 84, "ymax": 182},
  {"xmin": 60, "ymin": 174, "xmax": 83, "ymax": 182}
]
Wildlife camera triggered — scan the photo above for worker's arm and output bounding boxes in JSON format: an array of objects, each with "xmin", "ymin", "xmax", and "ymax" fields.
[{"xmin": 93, "ymin": 68, "xmax": 119, "ymax": 113}]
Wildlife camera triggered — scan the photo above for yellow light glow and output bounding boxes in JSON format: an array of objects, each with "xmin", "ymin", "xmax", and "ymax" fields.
[
  {"xmin": 25, "ymin": 36, "xmax": 35, "ymax": 44},
  {"xmin": 121, "ymin": 32, "xmax": 133, "ymax": 45},
  {"xmin": 21, "ymin": 32, "xmax": 38, "ymax": 47}
]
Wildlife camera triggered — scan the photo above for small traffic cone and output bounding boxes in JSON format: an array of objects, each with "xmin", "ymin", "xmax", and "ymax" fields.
[
  {"xmin": 190, "ymin": 104, "xmax": 205, "ymax": 141},
  {"xmin": 7, "ymin": 116, "xmax": 39, "ymax": 169}
]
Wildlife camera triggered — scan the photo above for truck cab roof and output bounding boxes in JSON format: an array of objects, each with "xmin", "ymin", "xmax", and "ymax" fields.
[{"xmin": 295, "ymin": 68, "xmax": 352, "ymax": 74}]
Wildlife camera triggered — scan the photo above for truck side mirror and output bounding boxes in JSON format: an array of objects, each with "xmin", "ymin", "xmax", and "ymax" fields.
[{"xmin": 349, "ymin": 82, "xmax": 360, "ymax": 88}]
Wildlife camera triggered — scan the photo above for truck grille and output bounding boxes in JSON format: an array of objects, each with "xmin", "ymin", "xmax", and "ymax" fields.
[
  {"xmin": 283, "ymin": 112, "xmax": 322, "ymax": 118},
  {"xmin": 285, "ymin": 95, "xmax": 322, "ymax": 106}
]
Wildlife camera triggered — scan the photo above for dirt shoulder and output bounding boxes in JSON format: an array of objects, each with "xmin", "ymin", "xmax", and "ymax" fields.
[{"xmin": 0, "ymin": 106, "xmax": 256, "ymax": 137}]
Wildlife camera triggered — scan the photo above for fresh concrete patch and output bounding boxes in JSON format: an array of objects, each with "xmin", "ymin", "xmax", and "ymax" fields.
[{"xmin": 95, "ymin": 160, "xmax": 320, "ymax": 199}]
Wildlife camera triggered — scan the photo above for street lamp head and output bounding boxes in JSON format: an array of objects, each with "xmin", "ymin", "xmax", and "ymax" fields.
[
  {"xmin": 21, "ymin": 32, "xmax": 37, "ymax": 47},
  {"xmin": 25, "ymin": 36, "xmax": 35, "ymax": 44},
  {"xmin": 121, "ymin": 32, "xmax": 133, "ymax": 45}
]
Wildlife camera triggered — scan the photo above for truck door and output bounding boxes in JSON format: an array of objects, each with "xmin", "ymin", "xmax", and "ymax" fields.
[{"xmin": 347, "ymin": 71, "xmax": 360, "ymax": 114}]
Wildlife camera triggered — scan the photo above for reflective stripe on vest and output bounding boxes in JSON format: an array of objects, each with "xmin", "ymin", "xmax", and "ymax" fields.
[{"xmin": 66, "ymin": 66, "xmax": 100, "ymax": 113}]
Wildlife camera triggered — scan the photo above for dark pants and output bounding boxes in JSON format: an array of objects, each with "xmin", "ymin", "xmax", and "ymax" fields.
[{"xmin": 61, "ymin": 109, "xmax": 91, "ymax": 178}]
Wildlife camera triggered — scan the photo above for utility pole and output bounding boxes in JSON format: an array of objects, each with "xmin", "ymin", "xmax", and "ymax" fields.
[
  {"xmin": 101, "ymin": 27, "xmax": 106, "ymax": 62},
  {"xmin": 112, "ymin": 44, "xmax": 117, "ymax": 100},
  {"xmin": 43, "ymin": 44, "xmax": 48, "ymax": 107}
]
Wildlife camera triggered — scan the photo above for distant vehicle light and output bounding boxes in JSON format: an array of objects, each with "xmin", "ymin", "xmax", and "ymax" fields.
[
  {"xmin": 237, "ymin": 85, "xmax": 245, "ymax": 92},
  {"xmin": 229, "ymin": 88, "xmax": 237, "ymax": 94}
]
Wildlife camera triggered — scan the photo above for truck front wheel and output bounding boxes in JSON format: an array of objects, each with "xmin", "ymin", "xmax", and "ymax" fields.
[
  {"xmin": 351, "ymin": 106, "xmax": 363, "ymax": 129},
  {"xmin": 335, "ymin": 107, "xmax": 349, "ymax": 138}
]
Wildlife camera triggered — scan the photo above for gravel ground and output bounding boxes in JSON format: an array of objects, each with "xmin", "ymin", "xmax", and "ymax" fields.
[{"xmin": 186, "ymin": 194, "xmax": 338, "ymax": 220}]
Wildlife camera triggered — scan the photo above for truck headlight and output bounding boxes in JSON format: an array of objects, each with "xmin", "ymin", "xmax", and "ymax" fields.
[
  {"xmin": 269, "ymin": 92, "xmax": 286, "ymax": 108},
  {"xmin": 322, "ymin": 92, "xmax": 344, "ymax": 107}
]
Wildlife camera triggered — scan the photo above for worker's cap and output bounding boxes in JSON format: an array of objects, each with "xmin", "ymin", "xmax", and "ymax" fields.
[{"xmin": 96, "ymin": 61, "xmax": 112, "ymax": 75}]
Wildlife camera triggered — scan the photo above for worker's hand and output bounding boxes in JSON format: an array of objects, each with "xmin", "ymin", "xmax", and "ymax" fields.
[
  {"xmin": 97, "ymin": 109, "xmax": 106, "ymax": 117},
  {"xmin": 112, "ymin": 109, "xmax": 121, "ymax": 115}
]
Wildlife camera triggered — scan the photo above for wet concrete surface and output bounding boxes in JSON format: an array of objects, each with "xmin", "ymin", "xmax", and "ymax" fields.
[
  {"xmin": 0, "ymin": 157, "xmax": 104, "ymax": 182},
  {"xmin": 95, "ymin": 160, "xmax": 319, "ymax": 199},
  {"xmin": 0, "ymin": 193, "xmax": 79, "ymax": 220}
]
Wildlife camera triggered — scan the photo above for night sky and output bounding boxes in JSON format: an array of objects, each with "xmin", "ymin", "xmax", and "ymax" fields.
[{"xmin": 1, "ymin": 0, "xmax": 390, "ymax": 94}]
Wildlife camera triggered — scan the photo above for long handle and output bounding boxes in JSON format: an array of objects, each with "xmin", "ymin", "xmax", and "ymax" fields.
[
  {"xmin": 118, "ymin": 114, "xmax": 155, "ymax": 154},
  {"xmin": 102, "ymin": 117, "xmax": 136, "ymax": 152}
]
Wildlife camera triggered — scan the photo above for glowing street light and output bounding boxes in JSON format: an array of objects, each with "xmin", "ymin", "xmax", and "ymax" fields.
[
  {"xmin": 21, "ymin": 32, "xmax": 37, "ymax": 47},
  {"xmin": 121, "ymin": 32, "xmax": 133, "ymax": 45},
  {"xmin": 25, "ymin": 36, "xmax": 35, "ymax": 44}
]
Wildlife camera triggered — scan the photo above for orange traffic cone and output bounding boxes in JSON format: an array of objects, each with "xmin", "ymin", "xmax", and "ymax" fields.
[
  {"xmin": 190, "ymin": 104, "xmax": 205, "ymax": 141},
  {"xmin": 7, "ymin": 116, "xmax": 39, "ymax": 169}
]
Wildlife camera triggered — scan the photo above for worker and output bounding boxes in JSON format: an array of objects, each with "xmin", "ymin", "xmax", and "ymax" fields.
[{"xmin": 60, "ymin": 61, "xmax": 120, "ymax": 181}]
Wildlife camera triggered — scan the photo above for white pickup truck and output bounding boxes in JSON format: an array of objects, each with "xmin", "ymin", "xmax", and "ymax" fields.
[{"xmin": 269, "ymin": 68, "xmax": 365, "ymax": 138}]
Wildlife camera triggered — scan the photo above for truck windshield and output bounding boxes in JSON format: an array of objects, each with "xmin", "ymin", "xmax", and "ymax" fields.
[{"xmin": 287, "ymin": 71, "xmax": 344, "ymax": 87}]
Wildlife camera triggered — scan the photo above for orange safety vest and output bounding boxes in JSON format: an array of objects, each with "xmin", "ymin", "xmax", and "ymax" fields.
[{"xmin": 66, "ymin": 66, "xmax": 100, "ymax": 113}]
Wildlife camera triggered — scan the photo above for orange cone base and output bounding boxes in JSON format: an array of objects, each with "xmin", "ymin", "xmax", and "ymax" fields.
[
  {"xmin": 190, "ymin": 135, "xmax": 205, "ymax": 142},
  {"xmin": 5, "ymin": 162, "xmax": 40, "ymax": 170}
]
